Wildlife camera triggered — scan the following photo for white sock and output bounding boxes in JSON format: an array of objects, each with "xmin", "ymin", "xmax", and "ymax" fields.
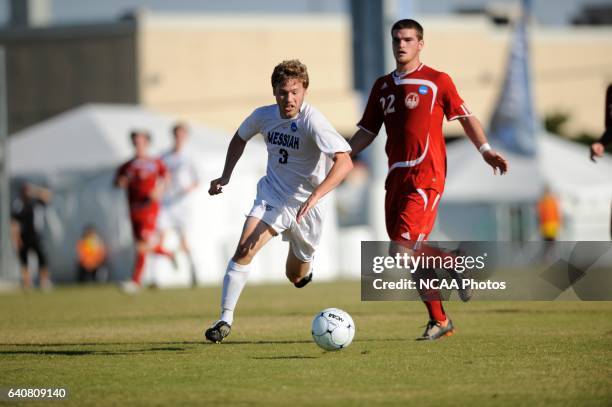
[{"xmin": 220, "ymin": 260, "xmax": 251, "ymax": 325}]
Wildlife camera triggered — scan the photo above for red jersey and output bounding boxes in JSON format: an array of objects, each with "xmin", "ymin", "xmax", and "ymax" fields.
[
  {"xmin": 115, "ymin": 157, "xmax": 167, "ymax": 211},
  {"xmin": 358, "ymin": 63, "xmax": 471, "ymax": 192}
]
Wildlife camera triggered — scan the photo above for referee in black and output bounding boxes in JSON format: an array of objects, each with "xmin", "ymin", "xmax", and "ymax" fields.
[{"xmin": 10, "ymin": 182, "xmax": 53, "ymax": 290}]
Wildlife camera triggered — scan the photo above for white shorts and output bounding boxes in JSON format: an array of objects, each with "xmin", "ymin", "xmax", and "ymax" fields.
[
  {"xmin": 247, "ymin": 182, "xmax": 325, "ymax": 262},
  {"xmin": 158, "ymin": 201, "xmax": 191, "ymax": 233}
]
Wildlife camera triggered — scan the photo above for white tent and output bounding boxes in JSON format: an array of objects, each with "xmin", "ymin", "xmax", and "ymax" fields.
[
  {"xmin": 431, "ymin": 133, "xmax": 612, "ymax": 241},
  {"xmin": 8, "ymin": 104, "xmax": 342, "ymax": 286}
]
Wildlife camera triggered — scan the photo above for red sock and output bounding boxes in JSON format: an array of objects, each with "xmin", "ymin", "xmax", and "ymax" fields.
[
  {"xmin": 424, "ymin": 300, "xmax": 446, "ymax": 323},
  {"xmin": 152, "ymin": 244, "xmax": 172, "ymax": 257},
  {"xmin": 133, "ymin": 252, "xmax": 146, "ymax": 284}
]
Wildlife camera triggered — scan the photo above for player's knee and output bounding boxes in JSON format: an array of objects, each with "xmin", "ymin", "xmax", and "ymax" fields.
[
  {"xmin": 285, "ymin": 268, "xmax": 301, "ymax": 284},
  {"xmin": 233, "ymin": 244, "xmax": 254, "ymax": 264},
  {"xmin": 286, "ymin": 273, "xmax": 301, "ymax": 284}
]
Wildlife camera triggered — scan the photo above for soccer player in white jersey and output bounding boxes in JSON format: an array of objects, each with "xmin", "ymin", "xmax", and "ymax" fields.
[
  {"xmin": 159, "ymin": 123, "xmax": 200, "ymax": 281},
  {"xmin": 204, "ymin": 60, "xmax": 353, "ymax": 343}
]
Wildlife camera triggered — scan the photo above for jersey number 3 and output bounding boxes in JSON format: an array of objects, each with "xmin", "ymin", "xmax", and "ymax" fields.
[
  {"xmin": 379, "ymin": 95, "xmax": 395, "ymax": 116},
  {"xmin": 279, "ymin": 148, "xmax": 289, "ymax": 164}
]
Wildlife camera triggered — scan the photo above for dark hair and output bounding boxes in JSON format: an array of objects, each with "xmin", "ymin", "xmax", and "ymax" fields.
[
  {"xmin": 130, "ymin": 130, "xmax": 151, "ymax": 143},
  {"xmin": 391, "ymin": 19, "xmax": 424, "ymax": 40},
  {"xmin": 172, "ymin": 122, "xmax": 187, "ymax": 136},
  {"xmin": 271, "ymin": 59, "xmax": 309, "ymax": 90}
]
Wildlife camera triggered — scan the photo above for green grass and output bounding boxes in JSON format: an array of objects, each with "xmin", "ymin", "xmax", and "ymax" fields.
[{"xmin": 0, "ymin": 282, "xmax": 611, "ymax": 406}]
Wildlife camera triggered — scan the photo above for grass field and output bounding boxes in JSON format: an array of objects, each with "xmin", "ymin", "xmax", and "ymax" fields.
[{"xmin": 0, "ymin": 281, "xmax": 611, "ymax": 406}]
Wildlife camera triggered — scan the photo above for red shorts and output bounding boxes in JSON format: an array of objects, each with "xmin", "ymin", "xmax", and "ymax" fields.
[
  {"xmin": 130, "ymin": 204, "xmax": 159, "ymax": 242},
  {"xmin": 385, "ymin": 177, "xmax": 441, "ymax": 242}
]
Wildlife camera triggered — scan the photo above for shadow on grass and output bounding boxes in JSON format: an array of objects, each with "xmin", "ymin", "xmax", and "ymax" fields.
[
  {"xmin": 0, "ymin": 337, "xmax": 409, "ymax": 353},
  {"xmin": 218, "ymin": 337, "xmax": 408, "ymax": 345},
  {"xmin": 0, "ymin": 346, "xmax": 187, "ymax": 356},
  {"xmin": 252, "ymin": 355, "xmax": 318, "ymax": 360},
  {"xmin": 0, "ymin": 339, "xmax": 315, "ymax": 347},
  {"xmin": 221, "ymin": 340, "xmax": 312, "ymax": 345},
  {"xmin": 0, "ymin": 341, "xmax": 202, "ymax": 347}
]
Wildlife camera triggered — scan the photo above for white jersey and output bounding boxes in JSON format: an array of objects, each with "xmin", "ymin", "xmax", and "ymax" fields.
[
  {"xmin": 160, "ymin": 148, "xmax": 199, "ymax": 206},
  {"xmin": 238, "ymin": 102, "xmax": 351, "ymax": 204}
]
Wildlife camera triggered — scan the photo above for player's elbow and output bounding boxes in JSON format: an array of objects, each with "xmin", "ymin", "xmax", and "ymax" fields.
[
  {"xmin": 231, "ymin": 133, "xmax": 247, "ymax": 147},
  {"xmin": 334, "ymin": 151, "xmax": 352, "ymax": 162},
  {"xmin": 344, "ymin": 153, "xmax": 354, "ymax": 169},
  {"xmin": 334, "ymin": 152, "xmax": 353, "ymax": 172},
  {"xmin": 345, "ymin": 156, "xmax": 354, "ymax": 173}
]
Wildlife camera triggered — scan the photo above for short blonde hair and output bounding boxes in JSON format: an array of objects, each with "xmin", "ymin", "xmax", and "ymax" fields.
[{"xmin": 271, "ymin": 59, "xmax": 309, "ymax": 90}]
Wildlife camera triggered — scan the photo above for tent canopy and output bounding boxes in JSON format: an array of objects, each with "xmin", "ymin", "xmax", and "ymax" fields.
[
  {"xmin": 444, "ymin": 133, "xmax": 612, "ymax": 203},
  {"xmin": 9, "ymin": 103, "xmax": 235, "ymax": 176}
]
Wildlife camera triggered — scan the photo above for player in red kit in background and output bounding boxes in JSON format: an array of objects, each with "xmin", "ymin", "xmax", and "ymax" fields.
[
  {"xmin": 115, "ymin": 131, "xmax": 174, "ymax": 293},
  {"xmin": 349, "ymin": 19, "xmax": 509, "ymax": 340}
]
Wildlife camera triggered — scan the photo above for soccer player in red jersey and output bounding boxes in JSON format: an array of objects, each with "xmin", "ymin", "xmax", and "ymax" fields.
[
  {"xmin": 115, "ymin": 131, "xmax": 174, "ymax": 293},
  {"xmin": 350, "ymin": 19, "xmax": 509, "ymax": 340}
]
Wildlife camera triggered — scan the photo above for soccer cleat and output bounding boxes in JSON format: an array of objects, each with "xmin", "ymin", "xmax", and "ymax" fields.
[
  {"xmin": 417, "ymin": 319, "xmax": 455, "ymax": 341},
  {"xmin": 457, "ymin": 281, "xmax": 472, "ymax": 302},
  {"xmin": 448, "ymin": 269, "xmax": 472, "ymax": 302},
  {"xmin": 119, "ymin": 280, "xmax": 141, "ymax": 295},
  {"xmin": 447, "ymin": 248, "xmax": 472, "ymax": 302},
  {"xmin": 294, "ymin": 272, "xmax": 313, "ymax": 288},
  {"xmin": 205, "ymin": 320, "xmax": 232, "ymax": 343}
]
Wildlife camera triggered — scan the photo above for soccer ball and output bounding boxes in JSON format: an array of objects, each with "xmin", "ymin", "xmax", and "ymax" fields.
[{"xmin": 311, "ymin": 308, "xmax": 355, "ymax": 351}]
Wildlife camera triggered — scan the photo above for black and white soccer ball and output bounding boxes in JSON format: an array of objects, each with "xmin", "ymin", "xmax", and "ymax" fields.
[{"xmin": 311, "ymin": 308, "xmax": 355, "ymax": 351}]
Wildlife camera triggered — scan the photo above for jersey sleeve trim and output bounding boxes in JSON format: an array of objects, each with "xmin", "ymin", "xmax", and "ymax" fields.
[
  {"xmin": 357, "ymin": 124, "xmax": 378, "ymax": 137},
  {"xmin": 237, "ymin": 129, "xmax": 253, "ymax": 141},
  {"xmin": 447, "ymin": 103, "xmax": 473, "ymax": 121},
  {"xmin": 330, "ymin": 145, "xmax": 352, "ymax": 153},
  {"xmin": 447, "ymin": 113, "xmax": 474, "ymax": 121}
]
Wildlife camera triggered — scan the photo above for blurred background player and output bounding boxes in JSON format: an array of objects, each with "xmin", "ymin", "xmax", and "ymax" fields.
[
  {"xmin": 114, "ymin": 130, "xmax": 174, "ymax": 293},
  {"xmin": 159, "ymin": 122, "xmax": 200, "ymax": 285},
  {"xmin": 204, "ymin": 59, "xmax": 353, "ymax": 343},
  {"xmin": 10, "ymin": 182, "xmax": 53, "ymax": 290},
  {"xmin": 349, "ymin": 19, "xmax": 508, "ymax": 340},
  {"xmin": 76, "ymin": 224, "xmax": 107, "ymax": 283}
]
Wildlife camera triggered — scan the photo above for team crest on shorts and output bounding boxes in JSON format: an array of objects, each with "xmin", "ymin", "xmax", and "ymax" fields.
[
  {"xmin": 265, "ymin": 203, "xmax": 274, "ymax": 211},
  {"xmin": 405, "ymin": 93, "xmax": 419, "ymax": 109},
  {"xmin": 290, "ymin": 122, "xmax": 298, "ymax": 132}
]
